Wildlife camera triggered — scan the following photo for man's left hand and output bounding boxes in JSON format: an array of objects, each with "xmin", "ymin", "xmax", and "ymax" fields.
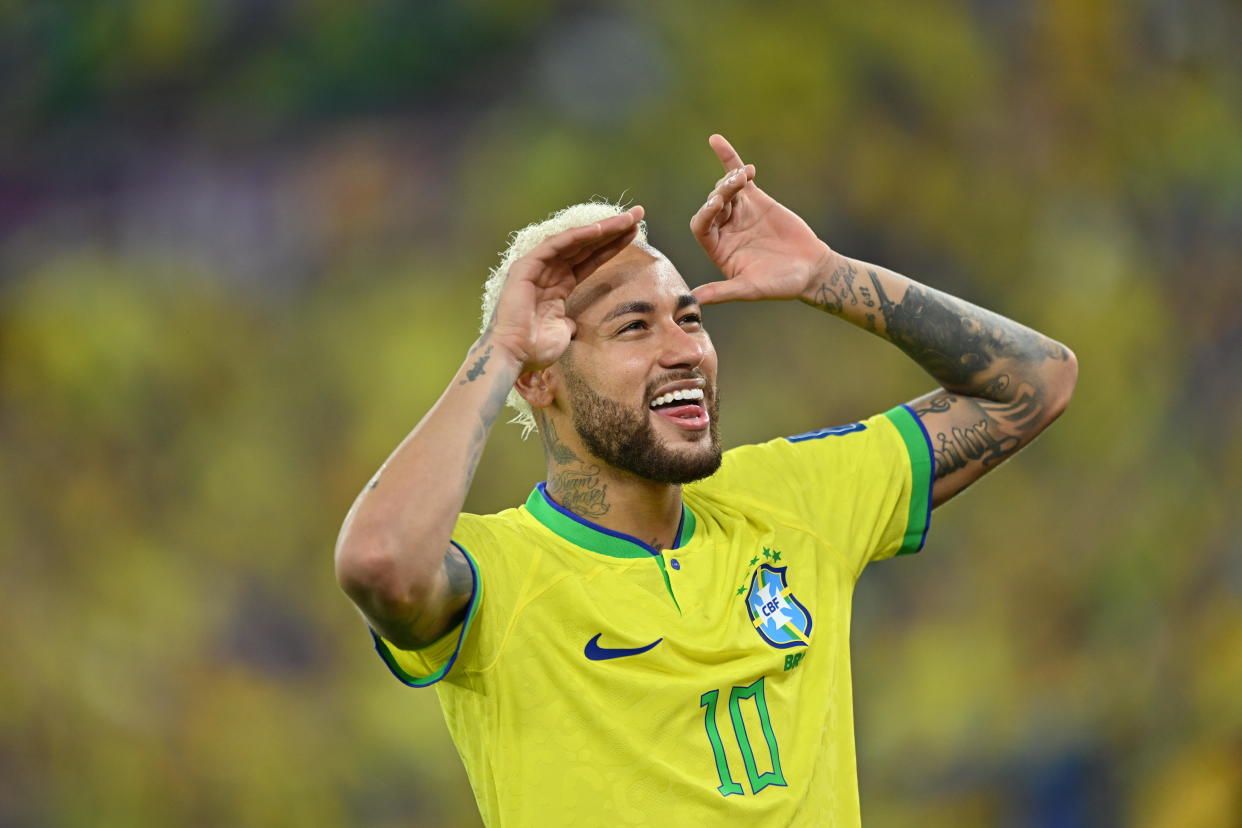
[{"xmin": 690, "ymin": 134, "xmax": 838, "ymax": 305}]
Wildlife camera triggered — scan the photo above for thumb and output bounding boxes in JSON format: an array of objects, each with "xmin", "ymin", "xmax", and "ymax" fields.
[{"xmin": 693, "ymin": 279, "xmax": 761, "ymax": 306}]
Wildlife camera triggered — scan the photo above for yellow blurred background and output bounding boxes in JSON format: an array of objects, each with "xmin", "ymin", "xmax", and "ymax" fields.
[{"xmin": 2, "ymin": 2, "xmax": 1239, "ymax": 825}]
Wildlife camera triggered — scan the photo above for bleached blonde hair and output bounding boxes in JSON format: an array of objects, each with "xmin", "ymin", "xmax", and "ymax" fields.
[{"xmin": 480, "ymin": 199, "xmax": 649, "ymax": 438}]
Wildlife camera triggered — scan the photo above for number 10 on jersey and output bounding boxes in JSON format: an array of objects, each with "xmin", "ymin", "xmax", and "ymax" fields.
[{"xmin": 699, "ymin": 676, "xmax": 787, "ymax": 796}]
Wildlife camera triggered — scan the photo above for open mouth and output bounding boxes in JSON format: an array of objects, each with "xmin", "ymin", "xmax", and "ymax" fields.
[{"xmin": 648, "ymin": 388, "xmax": 710, "ymax": 430}]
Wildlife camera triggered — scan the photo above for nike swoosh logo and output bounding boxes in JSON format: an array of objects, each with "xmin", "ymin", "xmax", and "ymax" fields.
[{"xmin": 583, "ymin": 634, "xmax": 663, "ymax": 661}]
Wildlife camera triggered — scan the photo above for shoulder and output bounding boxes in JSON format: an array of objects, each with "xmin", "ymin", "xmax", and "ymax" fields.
[
  {"xmin": 453, "ymin": 504, "xmax": 540, "ymax": 552},
  {"xmin": 689, "ymin": 407, "xmax": 928, "ymax": 517}
]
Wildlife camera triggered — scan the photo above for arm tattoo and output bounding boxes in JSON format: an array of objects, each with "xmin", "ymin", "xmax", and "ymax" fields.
[
  {"xmin": 914, "ymin": 395, "xmax": 954, "ymax": 416},
  {"xmin": 444, "ymin": 545, "xmax": 473, "ymax": 597},
  {"xmin": 921, "ymin": 385, "xmax": 1044, "ymax": 481},
  {"xmin": 868, "ymin": 274, "xmax": 1023, "ymax": 389},
  {"xmin": 818, "ymin": 261, "xmax": 1076, "ymax": 502},
  {"xmin": 809, "ymin": 258, "xmax": 870, "ymax": 315},
  {"xmin": 459, "ymin": 344, "xmax": 493, "ymax": 385},
  {"xmin": 458, "ymin": 365, "xmax": 514, "ymax": 498},
  {"xmin": 931, "ymin": 411, "xmax": 1020, "ymax": 479},
  {"xmin": 805, "ymin": 259, "xmax": 1070, "ymax": 404}
]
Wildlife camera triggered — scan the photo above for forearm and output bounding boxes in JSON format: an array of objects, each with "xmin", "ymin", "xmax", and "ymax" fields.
[
  {"xmin": 334, "ymin": 334, "xmax": 519, "ymax": 639},
  {"xmin": 799, "ymin": 255, "xmax": 1074, "ymax": 403}
]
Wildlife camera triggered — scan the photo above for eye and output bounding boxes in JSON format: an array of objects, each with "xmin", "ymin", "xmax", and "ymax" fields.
[
  {"xmin": 679, "ymin": 313, "xmax": 703, "ymax": 327},
  {"xmin": 618, "ymin": 319, "xmax": 648, "ymax": 334}
]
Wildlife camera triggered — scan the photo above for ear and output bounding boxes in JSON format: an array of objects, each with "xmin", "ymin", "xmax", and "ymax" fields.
[{"xmin": 514, "ymin": 367, "xmax": 556, "ymax": 409}]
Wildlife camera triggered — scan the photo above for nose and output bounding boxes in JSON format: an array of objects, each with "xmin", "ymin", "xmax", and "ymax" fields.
[{"xmin": 659, "ymin": 320, "xmax": 708, "ymax": 370}]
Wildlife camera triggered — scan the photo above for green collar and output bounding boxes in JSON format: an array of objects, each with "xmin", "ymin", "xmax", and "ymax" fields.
[{"xmin": 526, "ymin": 483, "xmax": 697, "ymax": 559}]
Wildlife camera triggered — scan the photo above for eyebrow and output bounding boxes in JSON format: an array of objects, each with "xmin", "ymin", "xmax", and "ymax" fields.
[{"xmin": 600, "ymin": 295, "xmax": 699, "ymax": 324}]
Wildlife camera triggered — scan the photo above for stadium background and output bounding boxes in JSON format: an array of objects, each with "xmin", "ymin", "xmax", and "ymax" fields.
[{"xmin": 2, "ymin": 1, "xmax": 1240, "ymax": 825}]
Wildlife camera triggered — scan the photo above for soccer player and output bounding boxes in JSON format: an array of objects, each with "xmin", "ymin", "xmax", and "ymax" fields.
[{"xmin": 335, "ymin": 134, "xmax": 1077, "ymax": 826}]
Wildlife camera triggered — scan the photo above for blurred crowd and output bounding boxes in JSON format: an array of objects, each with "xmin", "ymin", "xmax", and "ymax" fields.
[{"xmin": 2, "ymin": 1, "xmax": 1239, "ymax": 825}]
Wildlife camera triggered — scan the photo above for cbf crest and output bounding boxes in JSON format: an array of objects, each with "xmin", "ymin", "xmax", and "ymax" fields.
[{"xmin": 746, "ymin": 564, "xmax": 812, "ymax": 649}]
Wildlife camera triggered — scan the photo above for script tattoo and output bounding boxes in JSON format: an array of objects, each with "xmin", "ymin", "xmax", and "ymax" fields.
[
  {"xmin": 921, "ymin": 384, "xmax": 1044, "ymax": 480},
  {"xmin": 809, "ymin": 258, "xmax": 868, "ymax": 315},
  {"xmin": 549, "ymin": 467, "xmax": 610, "ymax": 518},
  {"xmin": 932, "ymin": 419, "xmax": 1020, "ymax": 479},
  {"xmin": 542, "ymin": 418, "xmax": 610, "ymax": 519}
]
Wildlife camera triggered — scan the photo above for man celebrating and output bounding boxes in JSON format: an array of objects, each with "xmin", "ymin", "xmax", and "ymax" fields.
[{"xmin": 335, "ymin": 135, "xmax": 1077, "ymax": 826}]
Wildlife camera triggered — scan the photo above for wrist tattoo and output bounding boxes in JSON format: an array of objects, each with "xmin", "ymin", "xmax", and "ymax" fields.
[
  {"xmin": 808, "ymin": 259, "xmax": 866, "ymax": 315},
  {"xmin": 460, "ymin": 345, "xmax": 493, "ymax": 385}
]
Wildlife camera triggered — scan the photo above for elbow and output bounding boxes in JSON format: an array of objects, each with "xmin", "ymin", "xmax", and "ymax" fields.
[
  {"xmin": 335, "ymin": 531, "xmax": 427, "ymax": 615},
  {"xmin": 335, "ymin": 530, "xmax": 444, "ymax": 650},
  {"xmin": 1043, "ymin": 344, "xmax": 1079, "ymax": 423}
]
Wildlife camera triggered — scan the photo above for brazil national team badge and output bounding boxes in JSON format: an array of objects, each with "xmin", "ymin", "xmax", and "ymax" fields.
[{"xmin": 746, "ymin": 564, "xmax": 812, "ymax": 648}]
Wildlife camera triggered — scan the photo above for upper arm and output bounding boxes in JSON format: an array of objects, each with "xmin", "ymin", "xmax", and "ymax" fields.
[{"xmin": 908, "ymin": 358, "xmax": 1075, "ymax": 507}]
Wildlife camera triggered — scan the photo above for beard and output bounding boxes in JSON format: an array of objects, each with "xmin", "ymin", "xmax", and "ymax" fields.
[{"xmin": 561, "ymin": 364, "xmax": 722, "ymax": 485}]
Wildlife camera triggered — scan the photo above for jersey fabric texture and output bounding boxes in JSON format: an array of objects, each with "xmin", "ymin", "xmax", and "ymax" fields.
[{"xmin": 370, "ymin": 405, "xmax": 933, "ymax": 827}]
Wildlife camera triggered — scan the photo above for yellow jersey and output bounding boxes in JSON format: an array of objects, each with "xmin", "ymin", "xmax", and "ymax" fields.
[{"xmin": 370, "ymin": 405, "xmax": 933, "ymax": 827}]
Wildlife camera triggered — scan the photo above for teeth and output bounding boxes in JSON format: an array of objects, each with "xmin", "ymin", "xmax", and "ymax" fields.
[{"xmin": 649, "ymin": 388, "xmax": 705, "ymax": 408}]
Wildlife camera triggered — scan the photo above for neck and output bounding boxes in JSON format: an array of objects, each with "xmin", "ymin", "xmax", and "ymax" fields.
[{"xmin": 541, "ymin": 420, "xmax": 683, "ymax": 551}]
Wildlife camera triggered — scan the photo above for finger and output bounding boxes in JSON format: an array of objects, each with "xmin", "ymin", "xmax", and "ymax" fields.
[
  {"xmin": 709, "ymin": 134, "xmax": 745, "ymax": 172},
  {"xmin": 575, "ymin": 226, "xmax": 640, "ymax": 277},
  {"xmin": 537, "ymin": 206, "xmax": 643, "ymax": 260},
  {"xmin": 565, "ymin": 206, "xmax": 645, "ymax": 265},
  {"xmin": 690, "ymin": 194, "xmax": 725, "ymax": 239},
  {"xmin": 692, "ymin": 278, "xmax": 763, "ymax": 306},
  {"xmin": 717, "ymin": 166, "xmax": 753, "ymax": 204}
]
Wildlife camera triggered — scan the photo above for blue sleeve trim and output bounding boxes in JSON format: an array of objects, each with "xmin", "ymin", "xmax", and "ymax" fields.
[
  {"xmin": 370, "ymin": 540, "xmax": 481, "ymax": 688},
  {"xmin": 785, "ymin": 422, "xmax": 867, "ymax": 443}
]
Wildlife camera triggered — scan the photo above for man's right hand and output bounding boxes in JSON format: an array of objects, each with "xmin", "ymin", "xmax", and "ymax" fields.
[
  {"xmin": 336, "ymin": 205, "xmax": 643, "ymax": 651},
  {"xmin": 490, "ymin": 206, "xmax": 645, "ymax": 371}
]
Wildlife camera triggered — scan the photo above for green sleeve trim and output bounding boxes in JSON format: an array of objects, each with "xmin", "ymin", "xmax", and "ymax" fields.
[
  {"xmin": 882, "ymin": 405, "xmax": 934, "ymax": 555},
  {"xmin": 370, "ymin": 541, "xmax": 481, "ymax": 687}
]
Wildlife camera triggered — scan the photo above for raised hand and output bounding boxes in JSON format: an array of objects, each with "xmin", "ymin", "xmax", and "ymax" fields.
[
  {"xmin": 690, "ymin": 134, "xmax": 837, "ymax": 305},
  {"xmin": 490, "ymin": 206, "xmax": 644, "ymax": 371}
]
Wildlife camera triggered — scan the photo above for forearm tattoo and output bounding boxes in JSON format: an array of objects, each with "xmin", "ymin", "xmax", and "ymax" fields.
[
  {"xmin": 459, "ymin": 344, "xmax": 493, "ymax": 384},
  {"xmin": 807, "ymin": 260, "xmax": 1073, "ymax": 498},
  {"xmin": 809, "ymin": 261, "xmax": 1069, "ymax": 398}
]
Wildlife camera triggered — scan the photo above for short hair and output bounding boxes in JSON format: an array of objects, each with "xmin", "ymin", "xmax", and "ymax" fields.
[{"xmin": 480, "ymin": 199, "xmax": 649, "ymax": 438}]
